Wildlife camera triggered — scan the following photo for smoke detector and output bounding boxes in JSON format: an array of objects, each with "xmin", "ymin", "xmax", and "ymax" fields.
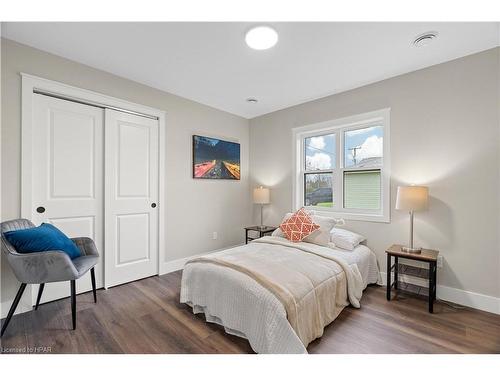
[
  {"xmin": 246, "ymin": 98, "xmax": 258, "ymax": 103},
  {"xmin": 413, "ymin": 32, "xmax": 438, "ymax": 47}
]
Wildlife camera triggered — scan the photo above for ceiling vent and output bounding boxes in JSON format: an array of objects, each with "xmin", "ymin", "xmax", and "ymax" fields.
[{"xmin": 413, "ymin": 32, "xmax": 438, "ymax": 47}]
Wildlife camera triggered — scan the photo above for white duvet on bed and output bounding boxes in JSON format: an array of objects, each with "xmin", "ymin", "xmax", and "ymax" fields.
[{"xmin": 180, "ymin": 240, "xmax": 380, "ymax": 354}]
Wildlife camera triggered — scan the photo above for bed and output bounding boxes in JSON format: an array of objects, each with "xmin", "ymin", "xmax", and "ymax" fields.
[{"xmin": 180, "ymin": 235, "xmax": 380, "ymax": 354}]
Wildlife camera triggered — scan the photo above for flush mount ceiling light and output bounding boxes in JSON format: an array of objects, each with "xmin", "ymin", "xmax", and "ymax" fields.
[
  {"xmin": 413, "ymin": 31, "xmax": 438, "ymax": 47},
  {"xmin": 245, "ymin": 26, "xmax": 278, "ymax": 50},
  {"xmin": 246, "ymin": 98, "xmax": 258, "ymax": 103}
]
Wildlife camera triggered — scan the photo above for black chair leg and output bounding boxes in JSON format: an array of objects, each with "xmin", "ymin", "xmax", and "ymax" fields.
[
  {"xmin": 1, "ymin": 283, "xmax": 27, "ymax": 337},
  {"xmin": 90, "ymin": 268, "xmax": 97, "ymax": 303},
  {"xmin": 70, "ymin": 280, "xmax": 76, "ymax": 330},
  {"xmin": 35, "ymin": 283, "xmax": 45, "ymax": 310}
]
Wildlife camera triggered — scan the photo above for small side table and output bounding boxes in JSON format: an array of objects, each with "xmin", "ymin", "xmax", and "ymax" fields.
[
  {"xmin": 386, "ymin": 244, "xmax": 439, "ymax": 313},
  {"xmin": 245, "ymin": 226, "xmax": 277, "ymax": 244}
]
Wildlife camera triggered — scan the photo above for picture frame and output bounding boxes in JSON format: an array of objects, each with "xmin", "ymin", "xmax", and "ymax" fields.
[{"xmin": 192, "ymin": 135, "xmax": 241, "ymax": 180}]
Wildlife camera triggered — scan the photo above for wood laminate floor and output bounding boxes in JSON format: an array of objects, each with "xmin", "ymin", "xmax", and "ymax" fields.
[{"xmin": 1, "ymin": 271, "xmax": 499, "ymax": 354}]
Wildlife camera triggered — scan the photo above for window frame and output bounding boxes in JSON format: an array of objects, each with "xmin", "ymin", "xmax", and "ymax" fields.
[{"xmin": 293, "ymin": 108, "xmax": 391, "ymax": 223}]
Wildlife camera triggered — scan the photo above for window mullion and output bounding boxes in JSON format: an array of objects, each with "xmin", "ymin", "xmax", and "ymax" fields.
[
  {"xmin": 337, "ymin": 129, "xmax": 343, "ymax": 211},
  {"xmin": 295, "ymin": 108, "xmax": 389, "ymax": 222},
  {"xmin": 299, "ymin": 114, "xmax": 387, "ymax": 217}
]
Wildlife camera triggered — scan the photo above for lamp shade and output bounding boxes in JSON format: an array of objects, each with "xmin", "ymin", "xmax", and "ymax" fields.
[
  {"xmin": 253, "ymin": 186, "xmax": 270, "ymax": 204},
  {"xmin": 395, "ymin": 186, "xmax": 429, "ymax": 211}
]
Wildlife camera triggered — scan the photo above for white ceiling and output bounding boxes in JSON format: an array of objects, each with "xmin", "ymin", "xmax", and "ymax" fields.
[{"xmin": 2, "ymin": 22, "xmax": 499, "ymax": 119}]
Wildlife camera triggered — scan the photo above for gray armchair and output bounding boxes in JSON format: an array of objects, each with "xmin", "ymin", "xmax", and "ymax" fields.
[{"xmin": 1, "ymin": 219, "xmax": 99, "ymax": 336}]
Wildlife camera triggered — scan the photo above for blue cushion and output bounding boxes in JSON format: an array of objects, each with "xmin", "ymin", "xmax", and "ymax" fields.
[{"xmin": 4, "ymin": 223, "xmax": 82, "ymax": 259}]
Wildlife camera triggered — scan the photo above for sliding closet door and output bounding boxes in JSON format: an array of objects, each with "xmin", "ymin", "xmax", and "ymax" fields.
[
  {"xmin": 104, "ymin": 109, "xmax": 159, "ymax": 288},
  {"xmin": 31, "ymin": 94, "xmax": 104, "ymax": 304}
]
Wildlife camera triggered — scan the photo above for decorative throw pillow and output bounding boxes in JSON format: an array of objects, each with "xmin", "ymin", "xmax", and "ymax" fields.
[
  {"xmin": 272, "ymin": 213, "xmax": 293, "ymax": 238},
  {"xmin": 272, "ymin": 210, "xmax": 314, "ymax": 238},
  {"xmin": 330, "ymin": 227, "xmax": 365, "ymax": 251},
  {"xmin": 273, "ymin": 212, "xmax": 338, "ymax": 247},
  {"xmin": 279, "ymin": 208, "xmax": 320, "ymax": 242},
  {"xmin": 4, "ymin": 223, "xmax": 82, "ymax": 259}
]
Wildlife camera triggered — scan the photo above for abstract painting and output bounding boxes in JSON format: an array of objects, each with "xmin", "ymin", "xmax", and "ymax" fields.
[{"xmin": 193, "ymin": 135, "xmax": 240, "ymax": 180}]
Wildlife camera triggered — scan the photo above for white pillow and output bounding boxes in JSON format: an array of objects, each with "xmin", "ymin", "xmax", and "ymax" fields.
[
  {"xmin": 303, "ymin": 214, "xmax": 337, "ymax": 247},
  {"xmin": 272, "ymin": 211, "xmax": 337, "ymax": 247},
  {"xmin": 330, "ymin": 228, "xmax": 365, "ymax": 251}
]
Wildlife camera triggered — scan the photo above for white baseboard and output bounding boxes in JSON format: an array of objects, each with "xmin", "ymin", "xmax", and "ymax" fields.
[
  {"xmin": 160, "ymin": 256, "xmax": 193, "ymax": 274},
  {"xmin": 159, "ymin": 243, "xmax": 245, "ymax": 275},
  {"xmin": 380, "ymin": 271, "xmax": 500, "ymax": 315},
  {"xmin": 1, "ymin": 297, "xmax": 33, "ymax": 320},
  {"xmin": 5, "ymin": 256, "xmax": 496, "ymax": 319},
  {"xmin": 1, "ymin": 244, "xmax": 245, "ymax": 320},
  {"xmin": 161, "ymin": 251, "xmax": 497, "ymax": 315}
]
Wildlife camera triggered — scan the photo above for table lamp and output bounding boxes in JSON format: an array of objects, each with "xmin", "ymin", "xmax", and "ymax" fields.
[
  {"xmin": 253, "ymin": 186, "xmax": 270, "ymax": 229},
  {"xmin": 395, "ymin": 185, "xmax": 429, "ymax": 253}
]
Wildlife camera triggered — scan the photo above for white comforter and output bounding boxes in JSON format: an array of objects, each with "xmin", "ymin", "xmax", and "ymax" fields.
[{"xmin": 180, "ymin": 238, "xmax": 380, "ymax": 354}]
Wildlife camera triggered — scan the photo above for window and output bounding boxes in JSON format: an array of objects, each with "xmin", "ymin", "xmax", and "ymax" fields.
[{"xmin": 294, "ymin": 109, "xmax": 390, "ymax": 222}]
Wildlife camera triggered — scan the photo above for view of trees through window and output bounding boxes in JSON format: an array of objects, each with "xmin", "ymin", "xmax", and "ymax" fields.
[{"xmin": 304, "ymin": 173, "xmax": 333, "ymax": 207}]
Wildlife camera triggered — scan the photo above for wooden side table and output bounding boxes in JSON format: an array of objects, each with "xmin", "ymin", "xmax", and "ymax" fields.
[
  {"xmin": 245, "ymin": 226, "xmax": 277, "ymax": 244},
  {"xmin": 386, "ymin": 244, "xmax": 439, "ymax": 313}
]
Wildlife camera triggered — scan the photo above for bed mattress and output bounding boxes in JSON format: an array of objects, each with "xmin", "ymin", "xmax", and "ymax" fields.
[{"xmin": 180, "ymin": 240, "xmax": 380, "ymax": 354}]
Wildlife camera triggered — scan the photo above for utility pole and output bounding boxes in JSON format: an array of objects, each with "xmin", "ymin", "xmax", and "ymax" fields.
[{"xmin": 349, "ymin": 146, "xmax": 362, "ymax": 165}]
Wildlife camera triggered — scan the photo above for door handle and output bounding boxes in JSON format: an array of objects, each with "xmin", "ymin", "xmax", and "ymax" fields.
[
  {"xmin": 36, "ymin": 206, "xmax": 46, "ymax": 213},
  {"xmin": 151, "ymin": 203, "xmax": 157, "ymax": 208}
]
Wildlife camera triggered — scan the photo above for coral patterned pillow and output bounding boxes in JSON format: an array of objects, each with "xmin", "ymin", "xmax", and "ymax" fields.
[{"xmin": 279, "ymin": 208, "xmax": 320, "ymax": 242}]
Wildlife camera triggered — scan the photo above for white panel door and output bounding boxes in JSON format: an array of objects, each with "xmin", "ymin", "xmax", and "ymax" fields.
[
  {"xmin": 31, "ymin": 94, "xmax": 104, "ymax": 305},
  {"xmin": 104, "ymin": 109, "xmax": 159, "ymax": 288}
]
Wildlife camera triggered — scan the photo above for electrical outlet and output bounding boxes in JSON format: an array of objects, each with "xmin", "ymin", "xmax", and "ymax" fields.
[
  {"xmin": 437, "ymin": 255, "xmax": 443, "ymax": 268},
  {"xmin": 212, "ymin": 232, "xmax": 218, "ymax": 240}
]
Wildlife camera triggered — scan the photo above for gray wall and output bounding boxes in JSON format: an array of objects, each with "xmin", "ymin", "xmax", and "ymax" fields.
[
  {"xmin": 2, "ymin": 37, "xmax": 499, "ymax": 314},
  {"xmin": 1, "ymin": 38, "xmax": 252, "ymax": 311},
  {"xmin": 250, "ymin": 48, "xmax": 500, "ymax": 299}
]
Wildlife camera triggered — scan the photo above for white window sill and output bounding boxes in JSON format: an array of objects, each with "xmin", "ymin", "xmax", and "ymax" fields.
[{"xmin": 306, "ymin": 206, "xmax": 390, "ymax": 223}]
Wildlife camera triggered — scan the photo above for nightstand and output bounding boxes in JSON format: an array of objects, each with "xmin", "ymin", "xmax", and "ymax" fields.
[
  {"xmin": 245, "ymin": 226, "xmax": 277, "ymax": 244},
  {"xmin": 386, "ymin": 244, "xmax": 439, "ymax": 313}
]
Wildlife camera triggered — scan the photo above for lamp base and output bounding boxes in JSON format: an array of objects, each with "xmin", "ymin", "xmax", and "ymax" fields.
[{"xmin": 401, "ymin": 246, "xmax": 422, "ymax": 254}]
